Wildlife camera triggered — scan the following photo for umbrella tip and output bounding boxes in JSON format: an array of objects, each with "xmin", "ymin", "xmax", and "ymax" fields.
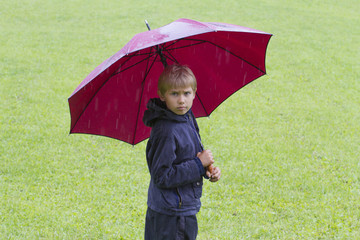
[{"xmin": 145, "ymin": 20, "xmax": 151, "ymax": 31}]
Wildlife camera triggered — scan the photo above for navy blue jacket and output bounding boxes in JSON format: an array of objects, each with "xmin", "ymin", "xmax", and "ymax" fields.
[{"xmin": 143, "ymin": 98, "xmax": 206, "ymax": 216}]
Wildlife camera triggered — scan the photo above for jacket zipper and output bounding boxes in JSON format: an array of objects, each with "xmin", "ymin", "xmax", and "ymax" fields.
[{"xmin": 176, "ymin": 187, "xmax": 182, "ymax": 208}]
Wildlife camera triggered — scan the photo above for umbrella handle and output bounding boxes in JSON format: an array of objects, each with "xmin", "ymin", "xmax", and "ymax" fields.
[{"xmin": 207, "ymin": 164, "xmax": 214, "ymax": 174}]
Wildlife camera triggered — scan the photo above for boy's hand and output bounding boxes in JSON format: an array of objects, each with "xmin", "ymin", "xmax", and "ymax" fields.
[
  {"xmin": 207, "ymin": 166, "xmax": 221, "ymax": 182},
  {"xmin": 197, "ymin": 150, "xmax": 214, "ymax": 167}
]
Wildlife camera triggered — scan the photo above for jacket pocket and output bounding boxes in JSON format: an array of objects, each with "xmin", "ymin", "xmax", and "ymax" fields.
[{"xmin": 193, "ymin": 180, "xmax": 203, "ymax": 198}]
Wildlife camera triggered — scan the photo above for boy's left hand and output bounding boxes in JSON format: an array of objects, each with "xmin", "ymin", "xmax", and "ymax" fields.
[{"xmin": 206, "ymin": 166, "xmax": 221, "ymax": 182}]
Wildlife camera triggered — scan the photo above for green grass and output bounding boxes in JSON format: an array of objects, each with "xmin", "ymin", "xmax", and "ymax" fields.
[{"xmin": 1, "ymin": 0, "xmax": 359, "ymax": 239}]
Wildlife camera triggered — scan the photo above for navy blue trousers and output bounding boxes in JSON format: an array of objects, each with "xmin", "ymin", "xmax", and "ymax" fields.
[{"xmin": 145, "ymin": 208, "xmax": 198, "ymax": 240}]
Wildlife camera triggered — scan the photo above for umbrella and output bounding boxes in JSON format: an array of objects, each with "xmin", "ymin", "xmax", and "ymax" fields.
[{"xmin": 68, "ymin": 18, "xmax": 272, "ymax": 145}]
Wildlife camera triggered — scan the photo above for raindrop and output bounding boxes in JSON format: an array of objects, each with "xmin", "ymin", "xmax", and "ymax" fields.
[
  {"xmin": 88, "ymin": 120, "xmax": 91, "ymax": 129},
  {"xmin": 107, "ymin": 102, "xmax": 112, "ymax": 112},
  {"xmin": 217, "ymin": 52, "xmax": 222, "ymax": 66},
  {"xmin": 116, "ymin": 118, "xmax": 119, "ymax": 129},
  {"xmin": 146, "ymin": 81, "xmax": 152, "ymax": 91},
  {"xmin": 114, "ymin": 100, "xmax": 118, "ymax": 110},
  {"xmin": 135, "ymin": 89, "xmax": 141, "ymax": 102},
  {"xmin": 243, "ymin": 72, "xmax": 248, "ymax": 85}
]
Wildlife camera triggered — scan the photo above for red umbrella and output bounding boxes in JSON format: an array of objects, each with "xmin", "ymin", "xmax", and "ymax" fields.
[{"xmin": 68, "ymin": 18, "xmax": 272, "ymax": 145}]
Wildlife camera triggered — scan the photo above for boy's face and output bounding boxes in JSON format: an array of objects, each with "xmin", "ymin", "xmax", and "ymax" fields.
[{"xmin": 159, "ymin": 86, "xmax": 196, "ymax": 115}]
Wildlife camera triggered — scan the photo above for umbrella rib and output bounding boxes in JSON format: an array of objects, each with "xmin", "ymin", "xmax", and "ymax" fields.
[
  {"xmin": 107, "ymin": 54, "xmax": 136, "ymax": 79},
  {"xmin": 195, "ymin": 92, "xmax": 209, "ymax": 116},
  {"xmin": 162, "ymin": 40, "xmax": 206, "ymax": 52},
  {"xmin": 132, "ymin": 48, "xmax": 158, "ymax": 144},
  {"xmin": 162, "ymin": 49, "xmax": 178, "ymax": 65},
  {"xmin": 124, "ymin": 50, "xmax": 158, "ymax": 56},
  {"xmin": 111, "ymin": 51, "xmax": 157, "ymax": 78},
  {"xmin": 121, "ymin": 52, "xmax": 157, "ymax": 73}
]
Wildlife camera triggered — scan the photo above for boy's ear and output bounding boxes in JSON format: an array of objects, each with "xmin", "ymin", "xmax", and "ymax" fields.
[{"xmin": 158, "ymin": 90, "xmax": 165, "ymax": 101}]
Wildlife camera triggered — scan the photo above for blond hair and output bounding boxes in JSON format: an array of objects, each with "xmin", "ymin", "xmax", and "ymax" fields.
[{"xmin": 158, "ymin": 64, "xmax": 197, "ymax": 96}]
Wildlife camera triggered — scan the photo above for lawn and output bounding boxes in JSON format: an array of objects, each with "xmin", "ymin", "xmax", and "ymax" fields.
[{"xmin": 1, "ymin": 0, "xmax": 359, "ymax": 239}]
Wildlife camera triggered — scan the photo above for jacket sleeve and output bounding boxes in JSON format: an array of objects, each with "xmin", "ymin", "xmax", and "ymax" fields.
[{"xmin": 148, "ymin": 135, "xmax": 205, "ymax": 189}]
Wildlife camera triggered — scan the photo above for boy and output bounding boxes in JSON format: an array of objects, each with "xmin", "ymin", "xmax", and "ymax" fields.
[{"xmin": 143, "ymin": 64, "xmax": 221, "ymax": 239}]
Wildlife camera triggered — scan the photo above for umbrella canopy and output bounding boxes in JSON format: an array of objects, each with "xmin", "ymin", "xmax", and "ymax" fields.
[{"xmin": 68, "ymin": 18, "xmax": 272, "ymax": 145}]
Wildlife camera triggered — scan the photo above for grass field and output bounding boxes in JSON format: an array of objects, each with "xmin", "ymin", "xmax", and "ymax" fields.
[{"xmin": 1, "ymin": 0, "xmax": 359, "ymax": 239}]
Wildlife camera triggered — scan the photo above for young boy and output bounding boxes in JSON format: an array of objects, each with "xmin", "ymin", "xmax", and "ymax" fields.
[{"xmin": 143, "ymin": 64, "xmax": 221, "ymax": 239}]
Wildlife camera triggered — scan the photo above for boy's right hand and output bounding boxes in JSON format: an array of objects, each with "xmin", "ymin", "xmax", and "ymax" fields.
[{"xmin": 197, "ymin": 150, "xmax": 214, "ymax": 167}]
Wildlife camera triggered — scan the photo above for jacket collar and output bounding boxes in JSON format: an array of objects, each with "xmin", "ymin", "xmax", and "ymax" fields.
[{"xmin": 143, "ymin": 98, "xmax": 191, "ymax": 127}]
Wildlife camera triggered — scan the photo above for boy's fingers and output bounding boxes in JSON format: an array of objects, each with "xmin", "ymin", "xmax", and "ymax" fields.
[
  {"xmin": 209, "ymin": 167, "xmax": 221, "ymax": 182},
  {"xmin": 214, "ymin": 168, "xmax": 221, "ymax": 176}
]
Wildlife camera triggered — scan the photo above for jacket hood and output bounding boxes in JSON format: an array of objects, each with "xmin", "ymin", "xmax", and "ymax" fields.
[{"xmin": 143, "ymin": 98, "xmax": 188, "ymax": 127}]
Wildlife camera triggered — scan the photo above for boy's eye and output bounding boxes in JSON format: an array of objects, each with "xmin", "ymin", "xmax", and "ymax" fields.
[
  {"xmin": 184, "ymin": 91, "xmax": 191, "ymax": 96},
  {"xmin": 170, "ymin": 92, "xmax": 178, "ymax": 96}
]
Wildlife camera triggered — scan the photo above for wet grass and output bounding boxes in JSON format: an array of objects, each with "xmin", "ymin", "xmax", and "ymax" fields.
[{"xmin": 1, "ymin": 0, "xmax": 359, "ymax": 239}]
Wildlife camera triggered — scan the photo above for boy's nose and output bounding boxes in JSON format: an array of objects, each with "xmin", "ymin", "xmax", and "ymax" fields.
[{"xmin": 178, "ymin": 95, "xmax": 185, "ymax": 103}]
